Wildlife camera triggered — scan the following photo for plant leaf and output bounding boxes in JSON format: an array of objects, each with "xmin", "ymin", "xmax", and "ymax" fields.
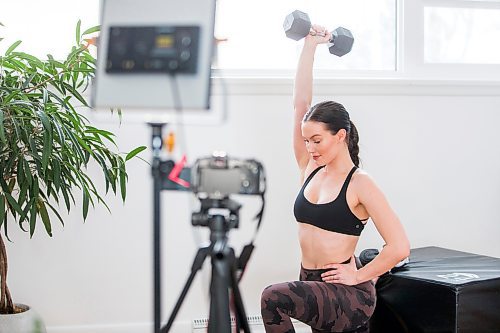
[
  {"xmin": 29, "ymin": 199, "xmax": 37, "ymax": 237},
  {"xmin": 75, "ymin": 135, "xmax": 94, "ymax": 156},
  {"xmin": 17, "ymin": 157, "xmax": 25, "ymax": 188},
  {"xmin": 42, "ymin": 131, "xmax": 53, "ymax": 173},
  {"xmin": 118, "ymin": 158, "xmax": 127, "ymax": 201},
  {"xmin": 23, "ymin": 159, "xmax": 33, "ymax": 186},
  {"xmin": 37, "ymin": 109, "xmax": 52, "ymax": 132},
  {"xmin": 0, "ymin": 109, "xmax": 6, "ymax": 143},
  {"xmin": 65, "ymin": 45, "xmax": 85, "ymax": 63},
  {"xmin": 19, "ymin": 197, "xmax": 35, "ymax": 227},
  {"xmin": 15, "ymin": 52, "xmax": 44, "ymax": 69},
  {"xmin": 60, "ymin": 185, "xmax": 71, "ymax": 212},
  {"xmin": 63, "ymin": 83, "xmax": 88, "ymax": 107},
  {"xmin": 5, "ymin": 40, "xmax": 21, "ymax": 55},
  {"xmin": 82, "ymin": 186, "xmax": 90, "ymax": 220},
  {"xmin": 3, "ymin": 208, "xmax": 10, "ymax": 241},
  {"xmin": 18, "ymin": 181, "xmax": 28, "ymax": 207},
  {"xmin": 119, "ymin": 170, "xmax": 127, "ymax": 201},
  {"xmin": 45, "ymin": 200, "xmax": 64, "ymax": 227},
  {"xmin": 126, "ymin": 146, "xmax": 147, "ymax": 161},
  {"xmin": 42, "ymin": 87, "xmax": 48, "ymax": 104},
  {"xmin": 85, "ymin": 127, "xmax": 116, "ymax": 145},
  {"xmin": 76, "ymin": 19, "xmax": 81, "ymax": 45},
  {"xmin": 22, "ymin": 72, "xmax": 37, "ymax": 89},
  {"xmin": 38, "ymin": 199, "xmax": 52, "ymax": 237},
  {"xmin": 31, "ymin": 176, "xmax": 40, "ymax": 200},
  {"xmin": 53, "ymin": 159, "xmax": 61, "ymax": 191},
  {"xmin": 5, "ymin": 192, "xmax": 23, "ymax": 216},
  {"xmin": 38, "ymin": 110, "xmax": 53, "ymax": 172},
  {"xmin": 82, "ymin": 25, "xmax": 100, "ymax": 36},
  {"xmin": 51, "ymin": 116, "xmax": 65, "ymax": 146}
]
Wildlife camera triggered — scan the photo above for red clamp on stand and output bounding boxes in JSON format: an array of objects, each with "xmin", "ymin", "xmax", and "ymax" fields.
[{"xmin": 168, "ymin": 155, "xmax": 190, "ymax": 188}]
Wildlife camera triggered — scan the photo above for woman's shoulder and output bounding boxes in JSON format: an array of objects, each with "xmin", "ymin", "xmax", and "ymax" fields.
[
  {"xmin": 350, "ymin": 168, "xmax": 390, "ymax": 204},
  {"xmin": 351, "ymin": 168, "xmax": 378, "ymax": 190}
]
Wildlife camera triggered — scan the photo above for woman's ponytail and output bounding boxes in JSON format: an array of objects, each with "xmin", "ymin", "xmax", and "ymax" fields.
[{"xmin": 347, "ymin": 120, "xmax": 360, "ymax": 167}]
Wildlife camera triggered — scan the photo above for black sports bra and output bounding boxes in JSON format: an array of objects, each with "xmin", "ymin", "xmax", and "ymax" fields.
[{"xmin": 293, "ymin": 166, "xmax": 366, "ymax": 236}]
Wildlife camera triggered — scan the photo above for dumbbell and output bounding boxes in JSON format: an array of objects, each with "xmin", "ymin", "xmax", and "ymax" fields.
[
  {"xmin": 283, "ymin": 10, "xmax": 354, "ymax": 57},
  {"xmin": 359, "ymin": 248, "xmax": 410, "ymax": 271}
]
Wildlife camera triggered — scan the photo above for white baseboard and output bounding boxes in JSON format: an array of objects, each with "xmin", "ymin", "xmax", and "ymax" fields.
[
  {"xmin": 46, "ymin": 321, "xmax": 190, "ymax": 333},
  {"xmin": 191, "ymin": 315, "xmax": 310, "ymax": 333},
  {"xmin": 46, "ymin": 317, "xmax": 310, "ymax": 333}
]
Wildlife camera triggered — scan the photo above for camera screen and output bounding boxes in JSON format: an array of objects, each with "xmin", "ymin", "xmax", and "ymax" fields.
[{"xmin": 199, "ymin": 168, "xmax": 242, "ymax": 196}]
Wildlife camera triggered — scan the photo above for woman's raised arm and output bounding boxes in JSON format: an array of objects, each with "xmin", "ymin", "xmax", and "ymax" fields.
[{"xmin": 293, "ymin": 26, "xmax": 331, "ymax": 172}]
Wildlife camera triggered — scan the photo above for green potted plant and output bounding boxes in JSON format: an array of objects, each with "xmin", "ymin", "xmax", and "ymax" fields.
[{"xmin": 0, "ymin": 21, "xmax": 145, "ymax": 330}]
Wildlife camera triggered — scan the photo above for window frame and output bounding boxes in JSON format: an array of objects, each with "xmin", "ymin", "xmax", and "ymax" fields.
[
  {"xmin": 213, "ymin": 0, "xmax": 500, "ymax": 81},
  {"xmin": 399, "ymin": 0, "xmax": 500, "ymax": 80},
  {"xmin": 3, "ymin": 0, "xmax": 499, "ymax": 85}
]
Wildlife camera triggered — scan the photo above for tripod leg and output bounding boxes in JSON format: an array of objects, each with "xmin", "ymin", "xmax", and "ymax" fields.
[
  {"xmin": 162, "ymin": 246, "xmax": 210, "ymax": 333},
  {"xmin": 228, "ymin": 250, "xmax": 251, "ymax": 333},
  {"xmin": 208, "ymin": 250, "xmax": 232, "ymax": 333}
]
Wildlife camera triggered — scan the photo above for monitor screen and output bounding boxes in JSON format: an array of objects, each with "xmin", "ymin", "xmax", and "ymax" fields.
[{"xmin": 92, "ymin": 0, "xmax": 216, "ymax": 110}]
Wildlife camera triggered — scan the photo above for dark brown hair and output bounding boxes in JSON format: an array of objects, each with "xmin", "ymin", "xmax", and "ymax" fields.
[{"xmin": 303, "ymin": 101, "xmax": 360, "ymax": 167}]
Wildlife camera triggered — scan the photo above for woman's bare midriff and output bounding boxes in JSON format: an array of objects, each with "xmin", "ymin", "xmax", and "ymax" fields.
[{"xmin": 298, "ymin": 222, "xmax": 359, "ymax": 269}]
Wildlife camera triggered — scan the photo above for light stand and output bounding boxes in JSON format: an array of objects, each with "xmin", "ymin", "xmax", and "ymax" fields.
[{"xmin": 149, "ymin": 122, "xmax": 166, "ymax": 333}]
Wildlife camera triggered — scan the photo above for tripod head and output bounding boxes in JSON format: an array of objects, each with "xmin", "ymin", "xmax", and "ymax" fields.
[{"xmin": 191, "ymin": 196, "xmax": 242, "ymax": 230}]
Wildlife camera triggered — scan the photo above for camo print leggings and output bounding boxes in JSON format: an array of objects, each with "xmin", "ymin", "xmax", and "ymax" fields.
[{"xmin": 260, "ymin": 265, "xmax": 376, "ymax": 333}]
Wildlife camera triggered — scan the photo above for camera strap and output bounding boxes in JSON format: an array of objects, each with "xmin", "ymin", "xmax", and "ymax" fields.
[
  {"xmin": 253, "ymin": 192, "xmax": 266, "ymax": 240},
  {"xmin": 237, "ymin": 191, "xmax": 266, "ymax": 281}
]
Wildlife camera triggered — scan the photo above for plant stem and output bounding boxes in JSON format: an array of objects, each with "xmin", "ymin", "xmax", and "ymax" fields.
[
  {"xmin": 23, "ymin": 71, "xmax": 63, "ymax": 93},
  {"xmin": 0, "ymin": 233, "xmax": 14, "ymax": 314},
  {"xmin": 23, "ymin": 67, "xmax": 75, "ymax": 94}
]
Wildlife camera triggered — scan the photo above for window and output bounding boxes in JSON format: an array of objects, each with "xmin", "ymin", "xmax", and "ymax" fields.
[
  {"xmin": 214, "ymin": 0, "xmax": 397, "ymax": 72},
  {"xmin": 424, "ymin": 6, "xmax": 500, "ymax": 64},
  {"xmin": 2, "ymin": 0, "xmax": 500, "ymax": 80},
  {"xmin": 0, "ymin": 0, "xmax": 99, "ymax": 60}
]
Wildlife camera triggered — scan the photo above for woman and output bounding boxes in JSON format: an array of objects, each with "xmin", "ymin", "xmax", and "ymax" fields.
[{"xmin": 260, "ymin": 25, "xmax": 410, "ymax": 333}]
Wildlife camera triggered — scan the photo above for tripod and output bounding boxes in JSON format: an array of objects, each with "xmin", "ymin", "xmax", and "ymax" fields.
[{"xmin": 162, "ymin": 198, "xmax": 251, "ymax": 333}]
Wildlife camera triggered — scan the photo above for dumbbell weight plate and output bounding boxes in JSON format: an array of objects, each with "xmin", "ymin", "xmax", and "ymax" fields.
[
  {"xmin": 328, "ymin": 26, "xmax": 354, "ymax": 57},
  {"xmin": 283, "ymin": 10, "xmax": 312, "ymax": 41}
]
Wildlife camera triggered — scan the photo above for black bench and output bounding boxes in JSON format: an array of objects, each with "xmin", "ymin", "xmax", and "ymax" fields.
[{"xmin": 370, "ymin": 246, "xmax": 500, "ymax": 333}]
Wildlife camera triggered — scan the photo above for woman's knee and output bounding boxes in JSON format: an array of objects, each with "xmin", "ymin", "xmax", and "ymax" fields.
[
  {"xmin": 260, "ymin": 283, "xmax": 280, "ymax": 306},
  {"xmin": 260, "ymin": 282, "xmax": 297, "ymax": 327},
  {"xmin": 260, "ymin": 282, "xmax": 295, "ymax": 310}
]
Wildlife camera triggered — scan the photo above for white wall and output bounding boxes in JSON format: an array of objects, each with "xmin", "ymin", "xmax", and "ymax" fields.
[{"xmin": 6, "ymin": 79, "xmax": 500, "ymax": 332}]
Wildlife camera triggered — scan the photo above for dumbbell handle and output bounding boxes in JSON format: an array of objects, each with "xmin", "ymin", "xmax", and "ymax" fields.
[
  {"xmin": 309, "ymin": 30, "xmax": 326, "ymax": 37},
  {"xmin": 309, "ymin": 30, "xmax": 333, "ymax": 41}
]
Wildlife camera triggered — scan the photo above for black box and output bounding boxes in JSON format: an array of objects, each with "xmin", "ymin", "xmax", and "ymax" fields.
[{"xmin": 370, "ymin": 246, "xmax": 500, "ymax": 333}]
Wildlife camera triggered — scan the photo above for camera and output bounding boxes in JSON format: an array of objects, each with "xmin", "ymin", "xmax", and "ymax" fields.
[{"xmin": 191, "ymin": 152, "xmax": 265, "ymax": 198}]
